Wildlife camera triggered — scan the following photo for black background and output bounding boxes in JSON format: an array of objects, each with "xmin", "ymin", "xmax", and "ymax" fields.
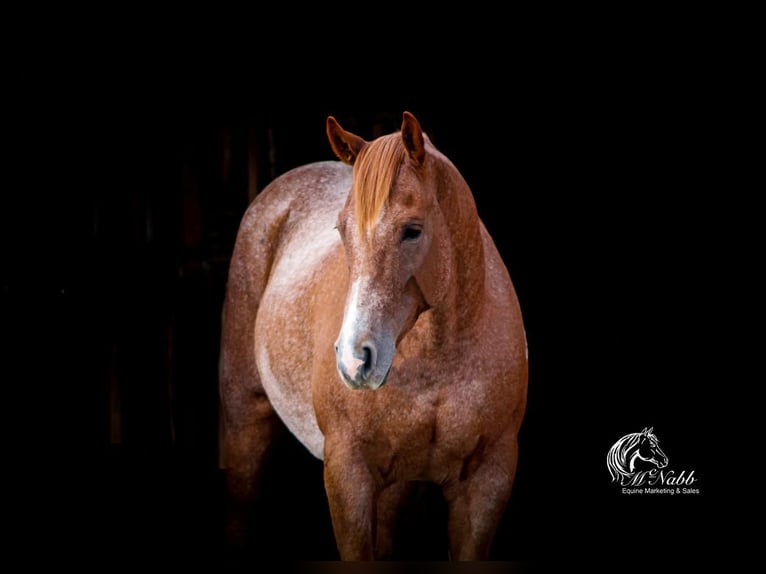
[{"xmin": 4, "ymin": 18, "xmax": 739, "ymax": 569}]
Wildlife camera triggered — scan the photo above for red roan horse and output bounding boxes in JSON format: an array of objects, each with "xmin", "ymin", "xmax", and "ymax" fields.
[{"xmin": 219, "ymin": 112, "xmax": 528, "ymax": 560}]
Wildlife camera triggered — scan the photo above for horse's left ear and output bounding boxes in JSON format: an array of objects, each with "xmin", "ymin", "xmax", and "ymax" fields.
[{"xmin": 401, "ymin": 111, "xmax": 425, "ymax": 166}]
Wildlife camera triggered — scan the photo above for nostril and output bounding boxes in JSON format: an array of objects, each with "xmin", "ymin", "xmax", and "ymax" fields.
[{"xmin": 361, "ymin": 344, "xmax": 374, "ymax": 378}]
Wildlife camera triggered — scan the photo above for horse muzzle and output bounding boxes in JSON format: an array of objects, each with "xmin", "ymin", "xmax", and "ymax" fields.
[{"xmin": 334, "ymin": 339, "xmax": 391, "ymax": 390}]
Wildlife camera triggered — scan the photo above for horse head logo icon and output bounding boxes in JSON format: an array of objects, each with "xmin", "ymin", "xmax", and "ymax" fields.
[{"xmin": 607, "ymin": 427, "xmax": 669, "ymax": 485}]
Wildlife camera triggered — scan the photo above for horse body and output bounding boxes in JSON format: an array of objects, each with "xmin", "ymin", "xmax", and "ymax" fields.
[{"xmin": 220, "ymin": 113, "xmax": 528, "ymax": 560}]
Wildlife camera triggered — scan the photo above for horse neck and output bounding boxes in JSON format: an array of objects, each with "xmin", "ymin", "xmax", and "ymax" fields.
[{"xmin": 433, "ymin": 158, "xmax": 486, "ymax": 330}]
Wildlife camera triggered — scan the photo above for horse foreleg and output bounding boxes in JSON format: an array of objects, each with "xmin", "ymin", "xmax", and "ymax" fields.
[
  {"xmin": 442, "ymin": 433, "xmax": 519, "ymax": 560},
  {"xmin": 323, "ymin": 442, "xmax": 377, "ymax": 560},
  {"xmin": 374, "ymin": 481, "xmax": 412, "ymax": 559}
]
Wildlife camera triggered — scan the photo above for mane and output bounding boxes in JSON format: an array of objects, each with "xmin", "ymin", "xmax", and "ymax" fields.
[
  {"xmin": 352, "ymin": 133, "xmax": 406, "ymax": 239},
  {"xmin": 607, "ymin": 432, "xmax": 642, "ymax": 482}
]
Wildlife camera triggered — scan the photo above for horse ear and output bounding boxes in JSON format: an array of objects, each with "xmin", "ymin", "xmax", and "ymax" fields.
[
  {"xmin": 646, "ymin": 427, "xmax": 653, "ymax": 435},
  {"xmin": 401, "ymin": 111, "xmax": 425, "ymax": 166},
  {"xmin": 327, "ymin": 116, "xmax": 367, "ymax": 165}
]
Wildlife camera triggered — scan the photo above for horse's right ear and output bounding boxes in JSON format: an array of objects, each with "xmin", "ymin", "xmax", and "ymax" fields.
[{"xmin": 327, "ymin": 116, "xmax": 367, "ymax": 165}]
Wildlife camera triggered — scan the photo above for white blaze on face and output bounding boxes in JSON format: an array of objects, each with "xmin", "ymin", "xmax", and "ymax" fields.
[
  {"xmin": 336, "ymin": 279, "xmax": 367, "ymax": 377},
  {"xmin": 335, "ymin": 273, "xmax": 399, "ymax": 390}
]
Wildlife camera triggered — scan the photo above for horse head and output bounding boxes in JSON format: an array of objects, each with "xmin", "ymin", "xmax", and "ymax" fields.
[
  {"xmin": 635, "ymin": 427, "xmax": 669, "ymax": 470},
  {"xmin": 326, "ymin": 112, "xmax": 451, "ymax": 390}
]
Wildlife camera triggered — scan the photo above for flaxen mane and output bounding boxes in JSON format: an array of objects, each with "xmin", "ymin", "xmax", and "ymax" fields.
[{"xmin": 353, "ymin": 133, "xmax": 405, "ymax": 238}]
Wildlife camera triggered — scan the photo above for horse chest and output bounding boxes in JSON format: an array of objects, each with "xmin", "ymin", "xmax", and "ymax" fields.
[{"xmin": 348, "ymin": 379, "xmax": 490, "ymax": 482}]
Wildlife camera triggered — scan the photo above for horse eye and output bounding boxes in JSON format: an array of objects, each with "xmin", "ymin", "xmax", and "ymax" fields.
[{"xmin": 401, "ymin": 225, "xmax": 422, "ymax": 242}]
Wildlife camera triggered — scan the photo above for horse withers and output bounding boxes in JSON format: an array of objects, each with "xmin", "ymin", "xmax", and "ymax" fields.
[{"xmin": 219, "ymin": 112, "xmax": 528, "ymax": 560}]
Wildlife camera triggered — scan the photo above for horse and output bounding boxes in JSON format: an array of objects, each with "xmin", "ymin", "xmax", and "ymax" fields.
[
  {"xmin": 218, "ymin": 112, "xmax": 528, "ymax": 560},
  {"xmin": 607, "ymin": 427, "xmax": 669, "ymax": 485}
]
